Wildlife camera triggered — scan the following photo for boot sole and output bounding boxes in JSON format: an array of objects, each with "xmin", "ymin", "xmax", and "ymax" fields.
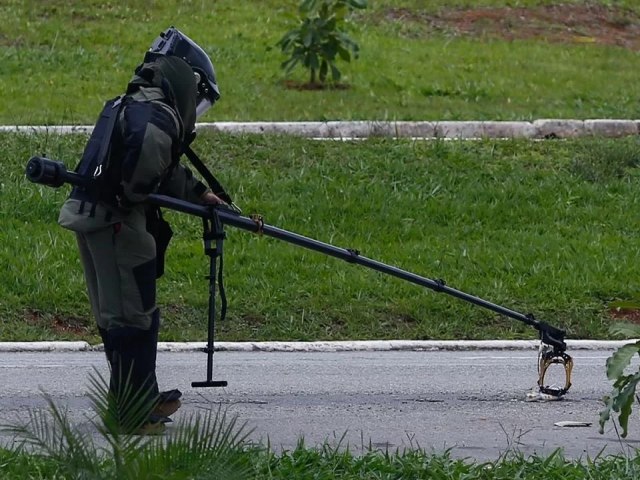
[
  {"xmin": 152, "ymin": 399, "xmax": 182, "ymax": 417},
  {"xmin": 133, "ymin": 422, "xmax": 166, "ymax": 436}
]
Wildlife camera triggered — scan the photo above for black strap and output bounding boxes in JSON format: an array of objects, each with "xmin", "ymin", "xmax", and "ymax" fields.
[
  {"xmin": 94, "ymin": 96, "xmax": 123, "ymax": 178},
  {"xmin": 75, "ymin": 95, "xmax": 124, "ymax": 179},
  {"xmin": 182, "ymin": 145, "xmax": 233, "ymax": 205},
  {"xmin": 181, "ymin": 139, "xmax": 234, "ymax": 322},
  {"xmin": 218, "ymin": 252, "xmax": 227, "ymax": 321},
  {"xmin": 203, "ymin": 214, "xmax": 228, "ymax": 322},
  {"xmin": 185, "ymin": 145, "xmax": 233, "ymax": 323}
]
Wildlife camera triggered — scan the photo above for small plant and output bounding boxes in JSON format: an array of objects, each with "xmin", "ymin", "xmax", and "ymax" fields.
[
  {"xmin": 599, "ymin": 318, "xmax": 640, "ymax": 438},
  {"xmin": 276, "ymin": 0, "xmax": 367, "ymax": 86},
  {"xmin": 1, "ymin": 369, "xmax": 255, "ymax": 479}
]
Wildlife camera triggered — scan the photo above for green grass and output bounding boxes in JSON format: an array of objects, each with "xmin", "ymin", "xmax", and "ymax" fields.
[
  {"xmin": 2, "ymin": 131, "xmax": 640, "ymax": 342},
  {"xmin": 254, "ymin": 445, "xmax": 640, "ymax": 479},
  {"xmin": 2, "ymin": 0, "xmax": 640, "ymax": 124},
  {"xmin": 5, "ymin": 441, "xmax": 640, "ymax": 479}
]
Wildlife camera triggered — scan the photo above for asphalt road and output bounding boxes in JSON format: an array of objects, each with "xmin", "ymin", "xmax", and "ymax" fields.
[{"xmin": 0, "ymin": 349, "xmax": 638, "ymax": 461}]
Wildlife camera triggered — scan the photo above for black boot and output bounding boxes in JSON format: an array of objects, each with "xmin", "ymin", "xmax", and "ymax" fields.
[
  {"xmin": 105, "ymin": 311, "xmax": 162, "ymax": 434},
  {"xmin": 98, "ymin": 326, "xmax": 113, "ymax": 365},
  {"xmin": 154, "ymin": 388, "xmax": 183, "ymax": 417}
]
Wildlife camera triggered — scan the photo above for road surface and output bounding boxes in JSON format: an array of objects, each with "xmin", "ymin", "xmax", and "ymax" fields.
[{"xmin": 0, "ymin": 348, "xmax": 637, "ymax": 461}]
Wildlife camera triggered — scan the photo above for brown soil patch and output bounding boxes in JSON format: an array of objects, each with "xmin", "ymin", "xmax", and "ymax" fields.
[
  {"xmin": 384, "ymin": 4, "xmax": 640, "ymax": 50},
  {"xmin": 610, "ymin": 307, "xmax": 640, "ymax": 324},
  {"xmin": 282, "ymin": 80, "xmax": 351, "ymax": 91},
  {"xmin": 24, "ymin": 308, "xmax": 92, "ymax": 336}
]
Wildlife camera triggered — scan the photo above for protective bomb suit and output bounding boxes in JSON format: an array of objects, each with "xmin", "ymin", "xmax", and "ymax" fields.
[{"xmin": 58, "ymin": 27, "xmax": 223, "ymax": 434}]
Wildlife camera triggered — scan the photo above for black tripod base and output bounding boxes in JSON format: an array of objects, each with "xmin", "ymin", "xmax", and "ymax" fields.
[{"xmin": 191, "ymin": 380, "xmax": 228, "ymax": 388}]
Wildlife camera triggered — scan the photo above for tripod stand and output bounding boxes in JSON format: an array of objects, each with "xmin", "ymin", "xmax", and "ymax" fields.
[{"xmin": 191, "ymin": 209, "xmax": 227, "ymax": 388}]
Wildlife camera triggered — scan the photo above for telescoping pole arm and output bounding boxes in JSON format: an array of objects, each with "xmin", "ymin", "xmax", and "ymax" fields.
[
  {"xmin": 25, "ymin": 156, "xmax": 573, "ymax": 397},
  {"xmin": 150, "ymin": 193, "xmax": 574, "ymax": 397},
  {"xmin": 150, "ymin": 194, "xmax": 568, "ymax": 347}
]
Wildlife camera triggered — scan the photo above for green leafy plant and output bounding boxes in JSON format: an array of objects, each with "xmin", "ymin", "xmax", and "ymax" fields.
[
  {"xmin": 1, "ymin": 369, "xmax": 255, "ymax": 479},
  {"xmin": 276, "ymin": 0, "xmax": 367, "ymax": 85},
  {"xmin": 599, "ymin": 320, "xmax": 640, "ymax": 438}
]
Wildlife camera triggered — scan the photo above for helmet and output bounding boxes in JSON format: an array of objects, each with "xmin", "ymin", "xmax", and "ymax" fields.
[{"xmin": 146, "ymin": 26, "xmax": 220, "ymax": 117}]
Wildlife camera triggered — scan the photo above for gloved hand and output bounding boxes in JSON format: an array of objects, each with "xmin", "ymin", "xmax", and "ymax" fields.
[{"xmin": 200, "ymin": 190, "xmax": 227, "ymax": 205}]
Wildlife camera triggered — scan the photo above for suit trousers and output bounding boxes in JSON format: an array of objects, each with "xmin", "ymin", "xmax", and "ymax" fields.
[{"xmin": 75, "ymin": 207, "xmax": 157, "ymax": 331}]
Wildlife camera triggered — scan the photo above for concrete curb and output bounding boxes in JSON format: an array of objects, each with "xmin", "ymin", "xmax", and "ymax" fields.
[
  {"xmin": 0, "ymin": 339, "xmax": 634, "ymax": 353},
  {"xmin": 2, "ymin": 120, "xmax": 639, "ymax": 139},
  {"xmin": 0, "ymin": 342, "xmax": 92, "ymax": 352},
  {"xmin": 197, "ymin": 120, "xmax": 640, "ymax": 139}
]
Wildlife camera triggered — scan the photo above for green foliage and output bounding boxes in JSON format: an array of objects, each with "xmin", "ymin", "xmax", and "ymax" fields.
[
  {"xmin": 277, "ymin": 0, "xmax": 367, "ymax": 84},
  {"xmin": 1, "ymin": 370, "xmax": 255, "ymax": 479},
  {"xmin": 600, "ymin": 323, "xmax": 640, "ymax": 438},
  {"xmin": 3, "ymin": 1, "xmax": 640, "ymax": 122},
  {"xmin": 254, "ymin": 442, "xmax": 640, "ymax": 479}
]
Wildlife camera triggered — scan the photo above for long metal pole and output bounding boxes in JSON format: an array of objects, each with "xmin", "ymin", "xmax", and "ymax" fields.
[
  {"xmin": 148, "ymin": 194, "xmax": 566, "ymax": 351},
  {"xmin": 23, "ymin": 157, "xmax": 566, "ymax": 352}
]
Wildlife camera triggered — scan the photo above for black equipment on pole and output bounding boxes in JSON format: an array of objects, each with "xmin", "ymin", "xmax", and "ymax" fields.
[{"xmin": 25, "ymin": 156, "xmax": 573, "ymax": 397}]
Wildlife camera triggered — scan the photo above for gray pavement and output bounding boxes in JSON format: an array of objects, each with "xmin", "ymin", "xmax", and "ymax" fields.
[{"xmin": 1, "ymin": 347, "xmax": 638, "ymax": 461}]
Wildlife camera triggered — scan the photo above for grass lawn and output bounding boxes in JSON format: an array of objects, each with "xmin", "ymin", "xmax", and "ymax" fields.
[
  {"xmin": 1, "ymin": 1, "xmax": 640, "ymax": 124},
  {"xmin": 1, "ymin": 0, "xmax": 639, "ymax": 362}
]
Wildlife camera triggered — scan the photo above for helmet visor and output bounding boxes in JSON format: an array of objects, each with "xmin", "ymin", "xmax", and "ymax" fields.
[{"xmin": 196, "ymin": 97, "xmax": 212, "ymax": 118}]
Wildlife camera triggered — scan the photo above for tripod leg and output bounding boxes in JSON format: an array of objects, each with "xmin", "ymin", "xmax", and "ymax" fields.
[{"xmin": 192, "ymin": 216, "xmax": 227, "ymax": 388}]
